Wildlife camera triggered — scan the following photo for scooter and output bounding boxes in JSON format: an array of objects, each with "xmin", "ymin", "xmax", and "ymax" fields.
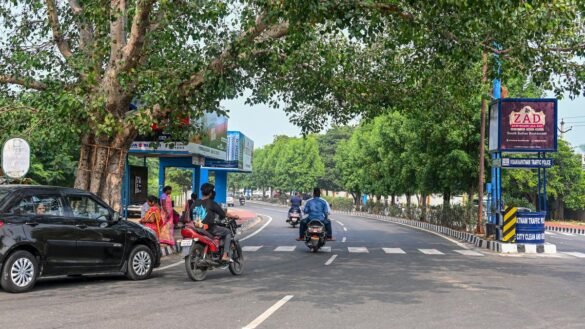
[
  {"xmin": 180, "ymin": 218, "xmax": 244, "ymax": 281},
  {"xmin": 286, "ymin": 208, "xmax": 302, "ymax": 228},
  {"xmin": 304, "ymin": 219, "xmax": 327, "ymax": 252}
]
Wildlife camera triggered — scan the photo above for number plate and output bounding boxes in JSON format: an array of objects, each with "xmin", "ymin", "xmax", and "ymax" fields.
[{"xmin": 180, "ymin": 239, "xmax": 193, "ymax": 247}]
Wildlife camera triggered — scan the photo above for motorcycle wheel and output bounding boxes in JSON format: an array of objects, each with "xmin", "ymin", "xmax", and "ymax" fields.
[
  {"xmin": 291, "ymin": 223, "xmax": 297, "ymax": 228},
  {"xmin": 185, "ymin": 244, "xmax": 207, "ymax": 281},
  {"xmin": 229, "ymin": 242, "xmax": 244, "ymax": 275}
]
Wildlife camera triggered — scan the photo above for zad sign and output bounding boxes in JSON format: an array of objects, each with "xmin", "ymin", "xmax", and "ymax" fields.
[{"xmin": 489, "ymin": 99, "xmax": 557, "ymax": 153}]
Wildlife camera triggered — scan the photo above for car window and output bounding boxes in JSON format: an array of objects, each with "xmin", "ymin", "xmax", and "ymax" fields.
[
  {"xmin": 9, "ymin": 195, "xmax": 65, "ymax": 216},
  {"xmin": 66, "ymin": 195, "xmax": 110, "ymax": 220}
]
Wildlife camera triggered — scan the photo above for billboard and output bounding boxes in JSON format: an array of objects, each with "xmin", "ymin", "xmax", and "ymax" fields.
[
  {"xmin": 2, "ymin": 138, "xmax": 31, "ymax": 179},
  {"xmin": 489, "ymin": 99, "xmax": 557, "ymax": 153},
  {"xmin": 203, "ymin": 131, "xmax": 253, "ymax": 172},
  {"xmin": 187, "ymin": 112, "xmax": 228, "ymax": 160},
  {"xmin": 128, "ymin": 166, "xmax": 148, "ymax": 204},
  {"xmin": 130, "ymin": 112, "xmax": 227, "ymax": 159}
]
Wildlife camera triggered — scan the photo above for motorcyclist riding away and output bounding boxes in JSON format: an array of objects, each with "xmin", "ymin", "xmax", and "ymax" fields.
[
  {"xmin": 193, "ymin": 183, "xmax": 239, "ymax": 262},
  {"xmin": 297, "ymin": 187, "xmax": 334, "ymax": 241},
  {"xmin": 289, "ymin": 192, "xmax": 303, "ymax": 214}
]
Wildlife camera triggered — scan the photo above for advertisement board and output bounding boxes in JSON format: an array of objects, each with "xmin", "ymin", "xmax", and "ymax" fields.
[
  {"xmin": 129, "ymin": 166, "xmax": 148, "ymax": 204},
  {"xmin": 489, "ymin": 99, "xmax": 557, "ymax": 153},
  {"xmin": 203, "ymin": 131, "xmax": 253, "ymax": 172},
  {"xmin": 131, "ymin": 112, "xmax": 227, "ymax": 159},
  {"xmin": 187, "ymin": 112, "xmax": 228, "ymax": 160}
]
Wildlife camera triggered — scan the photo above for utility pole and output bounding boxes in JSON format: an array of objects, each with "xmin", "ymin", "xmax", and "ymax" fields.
[{"xmin": 558, "ymin": 119, "xmax": 572, "ymax": 139}]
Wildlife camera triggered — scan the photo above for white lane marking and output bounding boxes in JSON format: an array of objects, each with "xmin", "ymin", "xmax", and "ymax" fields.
[
  {"xmin": 348, "ymin": 247, "xmax": 369, "ymax": 253},
  {"xmin": 274, "ymin": 246, "xmax": 296, "ymax": 252},
  {"xmin": 560, "ymin": 232, "xmax": 574, "ymax": 236},
  {"xmin": 240, "ymin": 215, "xmax": 273, "ymax": 242},
  {"xmin": 342, "ymin": 237, "xmax": 347, "ymax": 243},
  {"xmin": 242, "ymin": 295, "xmax": 294, "ymax": 329},
  {"xmin": 545, "ymin": 231, "xmax": 558, "ymax": 236},
  {"xmin": 378, "ymin": 220, "xmax": 470, "ymax": 249},
  {"xmin": 454, "ymin": 250, "xmax": 484, "ymax": 257},
  {"xmin": 336, "ymin": 220, "xmax": 345, "ymax": 226},
  {"xmin": 563, "ymin": 252, "xmax": 585, "ymax": 258},
  {"xmin": 242, "ymin": 246, "xmax": 263, "ymax": 252},
  {"xmin": 154, "ymin": 260, "xmax": 183, "ymax": 272},
  {"xmin": 383, "ymin": 248, "xmax": 406, "ymax": 254},
  {"xmin": 418, "ymin": 249, "xmax": 445, "ymax": 255},
  {"xmin": 320, "ymin": 246, "xmax": 332, "ymax": 253},
  {"xmin": 325, "ymin": 255, "xmax": 338, "ymax": 265},
  {"xmin": 343, "ymin": 227, "xmax": 348, "ymax": 232}
]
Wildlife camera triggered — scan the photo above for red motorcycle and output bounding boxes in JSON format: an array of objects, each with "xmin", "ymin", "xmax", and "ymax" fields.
[{"xmin": 180, "ymin": 218, "xmax": 244, "ymax": 281}]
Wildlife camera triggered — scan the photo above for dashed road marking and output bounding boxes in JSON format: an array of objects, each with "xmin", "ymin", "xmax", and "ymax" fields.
[
  {"xmin": 348, "ymin": 247, "xmax": 369, "ymax": 253},
  {"xmin": 343, "ymin": 227, "xmax": 348, "ymax": 232},
  {"xmin": 336, "ymin": 220, "xmax": 345, "ymax": 226},
  {"xmin": 418, "ymin": 249, "xmax": 445, "ymax": 255},
  {"xmin": 382, "ymin": 248, "xmax": 406, "ymax": 254},
  {"xmin": 454, "ymin": 250, "xmax": 484, "ymax": 257},
  {"xmin": 274, "ymin": 246, "xmax": 296, "ymax": 252},
  {"xmin": 325, "ymin": 255, "xmax": 338, "ymax": 265},
  {"xmin": 242, "ymin": 246, "xmax": 263, "ymax": 252},
  {"xmin": 243, "ymin": 295, "xmax": 294, "ymax": 329},
  {"xmin": 342, "ymin": 237, "xmax": 347, "ymax": 243},
  {"xmin": 320, "ymin": 246, "xmax": 332, "ymax": 253}
]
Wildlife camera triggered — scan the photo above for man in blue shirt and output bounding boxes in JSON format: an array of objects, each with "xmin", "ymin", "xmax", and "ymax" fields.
[
  {"xmin": 289, "ymin": 192, "xmax": 303, "ymax": 214},
  {"xmin": 297, "ymin": 188, "xmax": 334, "ymax": 240}
]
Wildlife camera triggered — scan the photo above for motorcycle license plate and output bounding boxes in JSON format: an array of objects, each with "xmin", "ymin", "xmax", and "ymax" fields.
[{"xmin": 180, "ymin": 239, "xmax": 193, "ymax": 247}]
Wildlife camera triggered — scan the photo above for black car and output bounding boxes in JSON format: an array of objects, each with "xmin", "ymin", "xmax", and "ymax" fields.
[{"xmin": 0, "ymin": 185, "xmax": 161, "ymax": 293}]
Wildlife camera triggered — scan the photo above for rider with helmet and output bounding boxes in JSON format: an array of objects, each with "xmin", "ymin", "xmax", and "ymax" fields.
[{"xmin": 297, "ymin": 187, "xmax": 334, "ymax": 241}]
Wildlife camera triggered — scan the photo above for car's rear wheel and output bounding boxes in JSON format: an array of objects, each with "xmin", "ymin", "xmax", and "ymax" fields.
[
  {"xmin": 126, "ymin": 245, "xmax": 154, "ymax": 280},
  {"xmin": 1, "ymin": 250, "xmax": 38, "ymax": 293}
]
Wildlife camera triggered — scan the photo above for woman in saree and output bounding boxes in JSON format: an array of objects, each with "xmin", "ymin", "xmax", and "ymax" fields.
[
  {"xmin": 139, "ymin": 196, "xmax": 162, "ymax": 238},
  {"xmin": 159, "ymin": 186, "xmax": 175, "ymax": 246}
]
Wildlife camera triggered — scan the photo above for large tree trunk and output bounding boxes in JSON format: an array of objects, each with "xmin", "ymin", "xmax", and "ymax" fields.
[
  {"xmin": 421, "ymin": 193, "xmax": 428, "ymax": 221},
  {"xmin": 74, "ymin": 128, "xmax": 136, "ymax": 212}
]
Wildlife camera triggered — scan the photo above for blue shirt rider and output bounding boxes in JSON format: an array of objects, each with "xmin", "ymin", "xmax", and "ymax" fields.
[
  {"xmin": 297, "ymin": 188, "xmax": 334, "ymax": 241},
  {"xmin": 289, "ymin": 192, "xmax": 303, "ymax": 214}
]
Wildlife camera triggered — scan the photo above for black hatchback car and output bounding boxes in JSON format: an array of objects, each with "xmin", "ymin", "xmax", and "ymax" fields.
[{"xmin": 0, "ymin": 185, "xmax": 161, "ymax": 293}]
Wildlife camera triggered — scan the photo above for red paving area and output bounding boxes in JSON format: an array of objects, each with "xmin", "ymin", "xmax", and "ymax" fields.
[
  {"xmin": 229, "ymin": 208, "xmax": 257, "ymax": 221},
  {"xmin": 546, "ymin": 222, "xmax": 585, "ymax": 229}
]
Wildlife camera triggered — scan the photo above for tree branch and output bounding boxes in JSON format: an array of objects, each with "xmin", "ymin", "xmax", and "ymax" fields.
[
  {"xmin": 46, "ymin": 0, "xmax": 74, "ymax": 59},
  {"xmin": 181, "ymin": 14, "xmax": 289, "ymax": 92},
  {"xmin": 68, "ymin": 0, "xmax": 94, "ymax": 51},
  {"xmin": 109, "ymin": 0, "xmax": 127, "ymax": 64},
  {"xmin": 0, "ymin": 75, "xmax": 48, "ymax": 90},
  {"xmin": 120, "ymin": 0, "xmax": 157, "ymax": 72}
]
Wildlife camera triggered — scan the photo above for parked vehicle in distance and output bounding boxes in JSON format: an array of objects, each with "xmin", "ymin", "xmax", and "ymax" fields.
[
  {"xmin": 226, "ymin": 196, "xmax": 235, "ymax": 207},
  {"xmin": 0, "ymin": 185, "xmax": 161, "ymax": 293}
]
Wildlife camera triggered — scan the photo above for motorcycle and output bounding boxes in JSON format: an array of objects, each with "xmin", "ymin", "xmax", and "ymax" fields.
[
  {"xmin": 304, "ymin": 219, "xmax": 327, "ymax": 252},
  {"xmin": 180, "ymin": 217, "xmax": 244, "ymax": 281},
  {"xmin": 239, "ymin": 197, "xmax": 245, "ymax": 206},
  {"xmin": 286, "ymin": 207, "xmax": 302, "ymax": 228}
]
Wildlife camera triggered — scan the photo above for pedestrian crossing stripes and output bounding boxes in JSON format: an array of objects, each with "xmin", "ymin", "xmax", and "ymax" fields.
[
  {"xmin": 274, "ymin": 246, "xmax": 296, "ymax": 252},
  {"xmin": 418, "ymin": 249, "xmax": 445, "ymax": 255},
  {"xmin": 242, "ymin": 246, "xmax": 263, "ymax": 252},
  {"xmin": 382, "ymin": 248, "xmax": 406, "ymax": 254},
  {"xmin": 347, "ymin": 247, "xmax": 369, "ymax": 253},
  {"xmin": 454, "ymin": 250, "xmax": 484, "ymax": 257}
]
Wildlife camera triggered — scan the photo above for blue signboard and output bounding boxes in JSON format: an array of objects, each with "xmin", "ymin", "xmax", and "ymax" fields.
[
  {"xmin": 515, "ymin": 211, "xmax": 546, "ymax": 244},
  {"xmin": 494, "ymin": 158, "xmax": 554, "ymax": 169}
]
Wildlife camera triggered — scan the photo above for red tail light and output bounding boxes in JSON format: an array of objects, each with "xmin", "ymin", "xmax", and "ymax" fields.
[{"xmin": 0, "ymin": 220, "xmax": 4, "ymax": 229}]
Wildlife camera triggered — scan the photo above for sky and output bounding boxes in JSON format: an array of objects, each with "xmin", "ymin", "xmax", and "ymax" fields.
[{"xmin": 223, "ymin": 93, "xmax": 585, "ymax": 150}]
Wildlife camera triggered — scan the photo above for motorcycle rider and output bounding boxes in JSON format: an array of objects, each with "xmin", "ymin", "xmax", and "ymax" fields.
[
  {"xmin": 289, "ymin": 192, "xmax": 303, "ymax": 216},
  {"xmin": 194, "ymin": 183, "xmax": 239, "ymax": 262},
  {"xmin": 297, "ymin": 187, "xmax": 334, "ymax": 241}
]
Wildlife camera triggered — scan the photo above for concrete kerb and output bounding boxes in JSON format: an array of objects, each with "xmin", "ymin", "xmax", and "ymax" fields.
[
  {"xmin": 248, "ymin": 200, "xmax": 555, "ymax": 254},
  {"xmin": 159, "ymin": 215, "xmax": 263, "ymax": 257},
  {"xmin": 546, "ymin": 225, "xmax": 585, "ymax": 236}
]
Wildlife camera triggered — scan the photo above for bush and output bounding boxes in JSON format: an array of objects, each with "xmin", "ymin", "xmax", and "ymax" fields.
[{"xmin": 323, "ymin": 196, "xmax": 355, "ymax": 212}]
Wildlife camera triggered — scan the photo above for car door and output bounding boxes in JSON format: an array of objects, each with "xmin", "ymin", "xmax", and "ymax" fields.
[
  {"xmin": 8, "ymin": 193, "xmax": 79, "ymax": 274},
  {"xmin": 65, "ymin": 194, "xmax": 126, "ymax": 269}
]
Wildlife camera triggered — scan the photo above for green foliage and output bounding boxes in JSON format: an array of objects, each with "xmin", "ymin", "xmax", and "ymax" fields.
[{"xmin": 322, "ymin": 196, "xmax": 354, "ymax": 212}]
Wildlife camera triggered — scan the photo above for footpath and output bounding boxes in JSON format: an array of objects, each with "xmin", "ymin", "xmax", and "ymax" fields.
[
  {"xmin": 249, "ymin": 200, "xmax": 557, "ymax": 254},
  {"xmin": 129, "ymin": 207, "xmax": 261, "ymax": 257},
  {"xmin": 545, "ymin": 222, "xmax": 585, "ymax": 235}
]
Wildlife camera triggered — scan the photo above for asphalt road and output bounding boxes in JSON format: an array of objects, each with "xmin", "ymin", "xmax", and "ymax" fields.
[
  {"xmin": 1, "ymin": 202, "xmax": 584, "ymax": 329},
  {"xmin": 545, "ymin": 230, "xmax": 585, "ymax": 254}
]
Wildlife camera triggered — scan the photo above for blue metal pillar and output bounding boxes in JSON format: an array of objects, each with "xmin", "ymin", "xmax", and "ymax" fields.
[
  {"xmin": 199, "ymin": 168, "xmax": 209, "ymax": 191},
  {"xmin": 214, "ymin": 170, "xmax": 228, "ymax": 204},
  {"xmin": 122, "ymin": 155, "xmax": 130, "ymax": 219},
  {"xmin": 192, "ymin": 169, "xmax": 198, "ymax": 196},
  {"xmin": 491, "ymin": 78, "xmax": 501, "ymax": 225},
  {"xmin": 158, "ymin": 158, "xmax": 167, "ymax": 197}
]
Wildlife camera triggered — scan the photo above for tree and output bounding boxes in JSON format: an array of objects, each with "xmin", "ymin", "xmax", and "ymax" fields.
[
  {"xmin": 316, "ymin": 125, "xmax": 354, "ymax": 194},
  {"xmin": 2, "ymin": 0, "xmax": 584, "ymax": 211}
]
